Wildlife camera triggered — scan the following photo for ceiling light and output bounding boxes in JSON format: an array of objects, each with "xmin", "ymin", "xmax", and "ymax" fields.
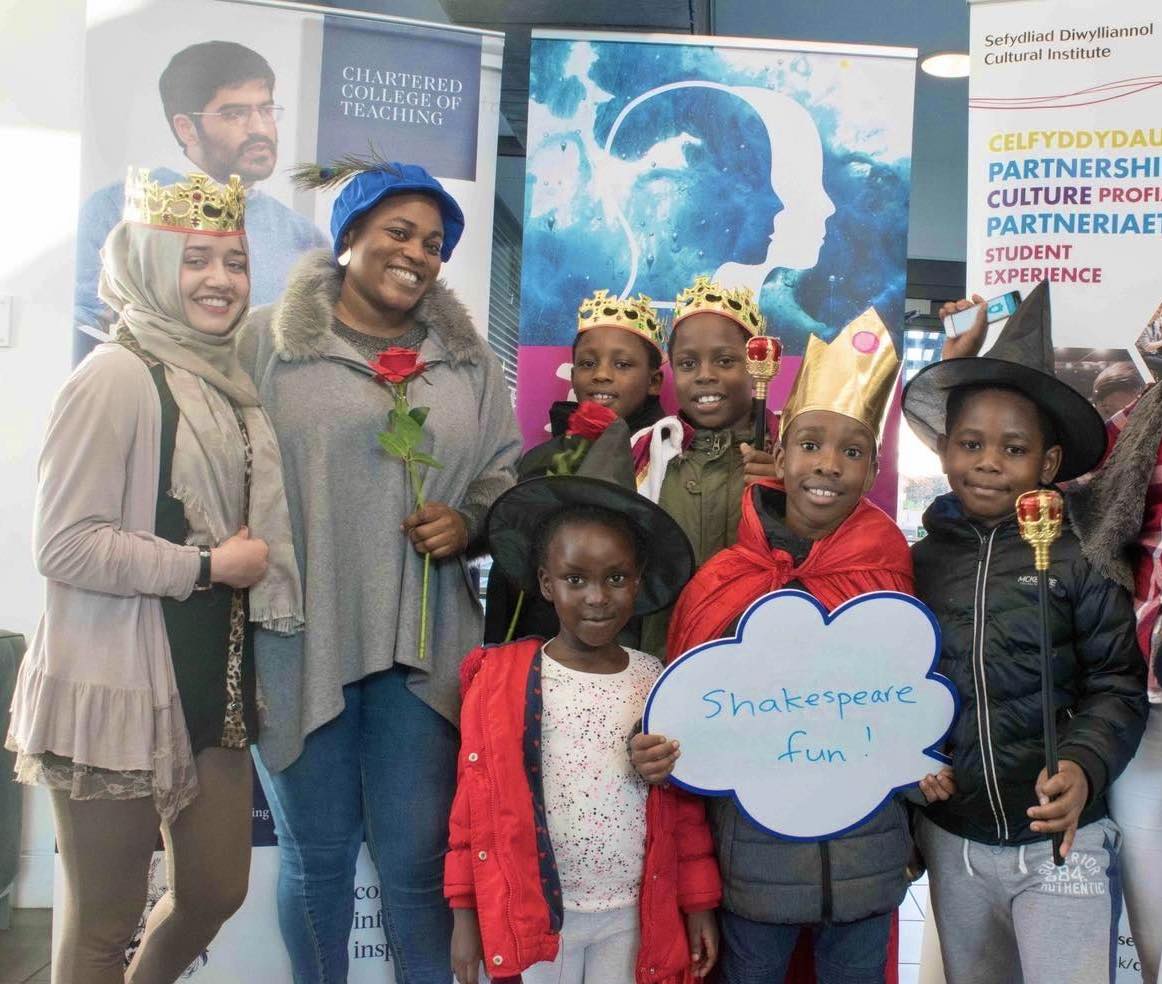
[{"xmin": 920, "ymin": 52, "xmax": 970, "ymax": 78}]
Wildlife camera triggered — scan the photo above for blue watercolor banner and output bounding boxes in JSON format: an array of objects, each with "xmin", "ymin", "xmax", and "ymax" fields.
[{"xmin": 518, "ymin": 34, "xmax": 916, "ymax": 359}]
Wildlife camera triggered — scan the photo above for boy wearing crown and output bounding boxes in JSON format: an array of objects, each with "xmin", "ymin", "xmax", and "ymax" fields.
[
  {"xmin": 483, "ymin": 290, "xmax": 668, "ymax": 643},
  {"xmin": 635, "ymin": 275, "xmax": 778, "ymax": 657},
  {"xmin": 634, "ymin": 310, "xmax": 926, "ymax": 983}
]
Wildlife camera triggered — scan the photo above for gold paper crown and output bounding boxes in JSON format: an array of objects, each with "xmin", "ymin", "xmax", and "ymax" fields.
[
  {"xmin": 780, "ymin": 308, "xmax": 900, "ymax": 439},
  {"xmin": 673, "ymin": 275, "xmax": 766, "ymax": 337},
  {"xmin": 577, "ymin": 289, "xmax": 666, "ymax": 357},
  {"xmin": 123, "ymin": 168, "xmax": 246, "ymax": 233}
]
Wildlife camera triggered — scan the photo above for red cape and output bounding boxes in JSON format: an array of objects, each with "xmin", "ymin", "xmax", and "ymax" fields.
[
  {"xmin": 668, "ymin": 479, "xmax": 913, "ymax": 657},
  {"xmin": 666, "ymin": 479, "xmax": 913, "ymax": 983}
]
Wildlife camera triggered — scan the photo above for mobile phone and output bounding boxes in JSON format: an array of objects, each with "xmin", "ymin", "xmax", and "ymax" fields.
[{"xmin": 943, "ymin": 291, "xmax": 1021, "ymax": 338}]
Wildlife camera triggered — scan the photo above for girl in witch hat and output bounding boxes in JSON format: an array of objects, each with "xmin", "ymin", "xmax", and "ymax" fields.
[{"xmin": 446, "ymin": 472, "xmax": 721, "ymax": 984}]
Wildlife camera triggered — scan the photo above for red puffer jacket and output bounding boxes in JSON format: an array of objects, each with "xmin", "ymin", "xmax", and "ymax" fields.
[{"xmin": 445, "ymin": 639, "xmax": 722, "ymax": 983}]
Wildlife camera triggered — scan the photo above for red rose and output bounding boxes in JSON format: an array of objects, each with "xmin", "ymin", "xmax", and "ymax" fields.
[
  {"xmin": 566, "ymin": 401, "xmax": 619, "ymax": 441},
  {"xmin": 371, "ymin": 347, "xmax": 426, "ymax": 384},
  {"xmin": 746, "ymin": 335, "xmax": 783, "ymax": 363}
]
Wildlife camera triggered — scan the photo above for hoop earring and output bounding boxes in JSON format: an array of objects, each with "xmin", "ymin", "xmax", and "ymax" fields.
[{"xmin": 337, "ymin": 248, "xmax": 352, "ymax": 268}]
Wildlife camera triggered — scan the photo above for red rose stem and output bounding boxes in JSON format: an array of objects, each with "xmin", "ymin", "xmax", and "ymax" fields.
[
  {"xmin": 745, "ymin": 335, "xmax": 781, "ymax": 451},
  {"xmin": 371, "ymin": 347, "xmax": 435, "ymax": 659},
  {"xmin": 1016, "ymin": 489, "xmax": 1066, "ymax": 865}
]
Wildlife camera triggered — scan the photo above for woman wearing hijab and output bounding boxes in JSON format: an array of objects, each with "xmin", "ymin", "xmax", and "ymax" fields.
[
  {"xmin": 6, "ymin": 169, "xmax": 302, "ymax": 984},
  {"xmin": 240, "ymin": 159, "xmax": 521, "ymax": 983}
]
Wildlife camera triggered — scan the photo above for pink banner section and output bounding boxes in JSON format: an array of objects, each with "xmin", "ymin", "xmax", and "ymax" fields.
[{"xmin": 516, "ymin": 346, "xmax": 900, "ymax": 516}]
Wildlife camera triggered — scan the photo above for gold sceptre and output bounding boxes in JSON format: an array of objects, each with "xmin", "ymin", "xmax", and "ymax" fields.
[
  {"xmin": 745, "ymin": 334, "xmax": 782, "ymax": 451},
  {"xmin": 1016, "ymin": 488, "xmax": 1066, "ymax": 865}
]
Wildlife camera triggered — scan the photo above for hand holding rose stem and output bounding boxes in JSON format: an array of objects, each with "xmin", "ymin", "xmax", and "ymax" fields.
[{"xmin": 372, "ymin": 348, "xmax": 442, "ymax": 660}]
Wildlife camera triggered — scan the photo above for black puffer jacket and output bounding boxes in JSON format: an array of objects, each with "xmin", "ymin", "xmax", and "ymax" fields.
[{"xmin": 913, "ymin": 493, "xmax": 1147, "ymax": 846}]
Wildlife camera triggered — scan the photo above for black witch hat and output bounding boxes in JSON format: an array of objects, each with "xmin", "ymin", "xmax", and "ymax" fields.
[
  {"xmin": 486, "ymin": 421, "xmax": 694, "ymax": 616},
  {"xmin": 902, "ymin": 281, "xmax": 1106, "ymax": 481}
]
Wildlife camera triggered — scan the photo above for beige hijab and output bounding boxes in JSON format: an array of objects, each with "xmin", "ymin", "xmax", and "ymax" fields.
[{"xmin": 99, "ymin": 221, "xmax": 303, "ymax": 633}]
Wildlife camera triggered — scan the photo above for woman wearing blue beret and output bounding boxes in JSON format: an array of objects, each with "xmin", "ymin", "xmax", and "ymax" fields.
[{"xmin": 240, "ymin": 159, "xmax": 521, "ymax": 983}]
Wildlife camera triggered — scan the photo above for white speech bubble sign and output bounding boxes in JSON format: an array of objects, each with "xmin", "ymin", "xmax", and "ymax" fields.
[{"xmin": 643, "ymin": 589, "xmax": 958, "ymax": 841}]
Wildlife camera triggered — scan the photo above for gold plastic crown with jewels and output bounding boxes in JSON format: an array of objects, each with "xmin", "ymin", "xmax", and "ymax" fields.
[
  {"xmin": 123, "ymin": 168, "xmax": 246, "ymax": 233},
  {"xmin": 672, "ymin": 275, "xmax": 766, "ymax": 337},
  {"xmin": 780, "ymin": 308, "xmax": 900, "ymax": 440},
  {"xmin": 576, "ymin": 289, "xmax": 666, "ymax": 359}
]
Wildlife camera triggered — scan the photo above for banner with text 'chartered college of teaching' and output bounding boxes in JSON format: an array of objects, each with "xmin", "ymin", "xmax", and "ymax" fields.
[
  {"xmin": 968, "ymin": 0, "xmax": 1162, "ymax": 407},
  {"xmin": 517, "ymin": 31, "xmax": 916, "ymax": 516},
  {"xmin": 73, "ymin": 0, "xmax": 501, "ymax": 359},
  {"xmin": 61, "ymin": 3, "xmax": 502, "ymax": 980},
  {"xmin": 968, "ymin": 7, "xmax": 1152, "ymax": 980}
]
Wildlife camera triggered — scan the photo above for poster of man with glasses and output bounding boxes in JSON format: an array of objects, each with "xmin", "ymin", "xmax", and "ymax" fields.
[
  {"xmin": 74, "ymin": 0, "xmax": 497, "ymax": 368},
  {"xmin": 73, "ymin": 36, "xmax": 328, "ymax": 355}
]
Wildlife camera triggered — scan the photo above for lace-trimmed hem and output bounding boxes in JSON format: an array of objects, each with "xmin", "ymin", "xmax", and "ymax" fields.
[
  {"xmin": 7, "ymin": 662, "xmax": 201, "ymax": 822},
  {"xmin": 14, "ymin": 750, "xmax": 153, "ymax": 800}
]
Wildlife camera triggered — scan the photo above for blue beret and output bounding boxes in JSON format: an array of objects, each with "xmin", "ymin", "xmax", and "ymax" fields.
[{"xmin": 330, "ymin": 163, "xmax": 465, "ymax": 262}]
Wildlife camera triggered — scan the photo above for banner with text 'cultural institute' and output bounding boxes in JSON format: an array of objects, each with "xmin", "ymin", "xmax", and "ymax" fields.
[{"xmin": 968, "ymin": 0, "xmax": 1162, "ymax": 409}]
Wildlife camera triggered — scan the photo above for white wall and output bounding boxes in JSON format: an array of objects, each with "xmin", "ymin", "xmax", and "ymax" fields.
[{"xmin": 0, "ymin": 0, "xmax": 87, "ymax": 908}]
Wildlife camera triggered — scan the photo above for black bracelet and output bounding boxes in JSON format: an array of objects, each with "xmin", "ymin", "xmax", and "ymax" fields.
[{"xmin": 194, "ymin": 546, "xmax": 212, "ymax": 591}]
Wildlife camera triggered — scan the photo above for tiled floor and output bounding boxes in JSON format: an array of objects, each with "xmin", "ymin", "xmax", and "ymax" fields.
[
  {"xmin": 0, "ymin": 908, "xmax": 50, "ymax": 984},
  {"xmin": 0, "ymin": 890, "xmax": 929, "ymax": 984}
]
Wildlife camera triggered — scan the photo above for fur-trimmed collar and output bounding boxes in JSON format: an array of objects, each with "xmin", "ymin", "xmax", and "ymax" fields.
[
  {"xmin": 269, "ymin": 248, "xmax": 485, "ymax": 366},
  {"xmin": 1069, "ymin": 383, "xmax": 1162, "ymax": 591}
]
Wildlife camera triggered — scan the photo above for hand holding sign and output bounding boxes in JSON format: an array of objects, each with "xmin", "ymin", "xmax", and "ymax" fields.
[{"xmin": 644, "ymin": 589, "xmax": 958, "ymax": 840}]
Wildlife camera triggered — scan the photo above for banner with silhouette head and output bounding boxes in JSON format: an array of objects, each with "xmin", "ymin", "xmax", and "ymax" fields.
[{"xmin": 517, "ymin": 30, "xmax": 916, "ymax": 515}]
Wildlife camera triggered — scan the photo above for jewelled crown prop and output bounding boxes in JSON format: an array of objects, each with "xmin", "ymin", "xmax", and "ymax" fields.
[
  {"xmin": 577, "ymin": 289, "xmax": 666, "ymax": 359},
  {"xmin": 780, "ymin": 308, "xmax": 900, "ymax": 439},
  {"xmin": 673, "ymin": 275, "xmax": 766, "ymax": 337},
  {"xmin": 123, "ymin": 168, "xmax": 246, "ymax": 233},
  {"xmin": 1016, "ymin": 489, "xmax": 1064, "ymax": 572}
]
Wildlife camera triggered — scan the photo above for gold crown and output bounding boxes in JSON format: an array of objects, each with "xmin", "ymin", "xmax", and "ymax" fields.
[
  {"xmin": 577, "ymin": 289, "xmax": 666, "ymax": 358},
  {"xmin": 780, "ymin": 308, "xmax": 900, "ymax": 439},
  {"xmin": 673, "ymin": 275, "xmax": 765, "ymax": 337},
  {"xmin": 123, "ymin": 168, "xmax": 246, "ymax": 233}
]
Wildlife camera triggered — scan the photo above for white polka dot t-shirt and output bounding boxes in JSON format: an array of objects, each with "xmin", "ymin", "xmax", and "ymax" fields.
[{"xmin": 540, "ymin": 645, "xmax": 662, "ymax": 912}]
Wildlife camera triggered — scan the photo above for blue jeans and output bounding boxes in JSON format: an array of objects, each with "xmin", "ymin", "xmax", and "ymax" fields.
[
  {"xmin": 254, "ymin": 666, "xmax": 458, "ymax": 983},
  {"xmin": 719, "ymin": 908, "xmax": 892, "ymax": 984}
]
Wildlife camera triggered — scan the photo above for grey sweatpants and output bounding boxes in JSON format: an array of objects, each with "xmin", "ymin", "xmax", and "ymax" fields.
[
  {"xmin": 916, "ymin": 813, "xmax": 1123, "ymax": 984},
  {"xmin": 521, "ymin": 906, "xmax": 639, "ymax": 984}
]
